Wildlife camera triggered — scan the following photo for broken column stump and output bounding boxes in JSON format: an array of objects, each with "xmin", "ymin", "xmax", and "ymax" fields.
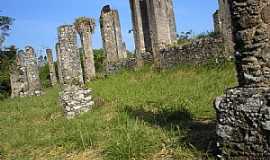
[{"xmin": 215, "ymin": 0, "xmax": 270, "ymax": 159}]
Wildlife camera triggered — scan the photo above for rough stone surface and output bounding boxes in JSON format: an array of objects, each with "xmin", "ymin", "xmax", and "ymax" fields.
[
  {"xmin": 106, "ymin": 58, "xmax": 137, "ymax": 74},
  {"xmin": 213, "ymin": 10, "xmax": 222, "ymax": 34},
  {"xmin": 215, "ymin": 0, "xmax": 270, "ymax": 159},
  {"xmin": 58, "ymin": 25, "xmax": 84, "ymax": 85},
  {"xmin": 74, "ymin": 17, "xmax": 96, "ymax": 81},
  {"xmin": 160, "ymin": 37, "xmax": 225, "ymax": 68},
  {"xmin": 10, "ymin": 50, "xmax": 29, "ymax": 98},
  {"xmin": 24, "ymin": 46, "xmax": 42, "ymax": 96},
  {"xmin": 60, "ymin": 85, "xmax": 94, "ymax": 119},
  {"xmin": 129, "ymin": 0, "xmax": 177, "ymax": 68},
  {"xmin": 55, "ymin": 43, "xmax": 64, "ymax": 85},
  {"xmin": 100, "ymin": 5, "xmax": 127, "ymax": 67},
  {"xmin": 46, "ymin": 49, "xmax": 57, "ymax": 86}
]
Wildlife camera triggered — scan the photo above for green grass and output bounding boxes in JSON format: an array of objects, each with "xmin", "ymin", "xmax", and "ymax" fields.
[{"xmin": 0, "ymin": 63, "xmax": 236, "ymax": 160}]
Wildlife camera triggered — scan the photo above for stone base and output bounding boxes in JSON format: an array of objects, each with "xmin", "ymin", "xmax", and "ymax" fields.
[
  {"xmin": 106, "ymin": 58, "xmax": 136, "ymax": 74},
  {"xmin": 215, "ymin": 87, "xmax": 270, "ymax": 159},
  {"xmin": 60, "ymin": 85, "xmax": 94, "ymax": 119}
]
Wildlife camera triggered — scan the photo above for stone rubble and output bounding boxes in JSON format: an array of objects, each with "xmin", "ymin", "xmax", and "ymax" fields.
[{"xmin": 60, "ymin": 85, "xmax": 94, "ymax": 119}]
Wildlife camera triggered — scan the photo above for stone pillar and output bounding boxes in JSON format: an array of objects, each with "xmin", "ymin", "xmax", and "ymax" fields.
[
  {"xmin": 146, "ymin": 0, "xmax": 176, "ymax": 68},
  {"xmin": 57, "ymin": 25, "xmax": 84, "ymax": 86},
  {"xmin": 74, "ymin": 17, "xmax": 96, "ymax": 81},
  {"xmin": 10, "ymin": 50, "xmax": 29, "ymax": 98},
  {"xmin": 215, "ymin": 0, "xmax": 270, "ymax": 159},
  {"xmin": 218, "ymin": 0, "xmax": 234, "ymax": 56},
  {"xmin": 55, "ymin": 43, "xmax": 64, "ymax": 85},
  {"xmin": 166, "ymin": 0, "xmax": 177, "ymax": 43},
  {"xmin": 129, "ymin": 0, "xmax": 146, "ymax": 67},
  {"xmin": 100, "ymin": 5, "xmax": 127, "ymax": 65},
  {"xmin": 46, "ymin": 49, "xmax": 57, "ymax": 86},
  {"xmin": 213, "ymin": 10, "xmax": 222, "ymax": 33},
  {"xmin": 24, "ymin": 46, "xmax": 42, "ymax": 96}
]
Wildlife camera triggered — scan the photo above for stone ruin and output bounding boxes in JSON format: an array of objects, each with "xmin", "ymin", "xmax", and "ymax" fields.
[
  {"xmin": 100, "ymin": 5, "xmax": 128, "ymax": 73},
  {"xmin": 213, "ymin": 0, "xmax": 234, "ymax": 56},
  {"xmin": 55, "ymin": 42, "xmax": 64, "ymax": 85},
  {"xmin": 129, "ymin": 0, "xmax": 177, "ymax": 68},
  {"xmin": 215, "ymin": 0, "xmax": 270, "ymax": 159},
  {"xmin": 10, "ymin": 47, "xmax": 42, "ymax": 98},
  {"xmin": 57, "ymin": 25, "xmax": 94, "ymax": 119},
  {"xmin": 46, "ymin": 49, "xmax": 57, "ymax": 86},
  {"xmin": 74, "ymin": 17, "xmax": 96, "ymax": 81}
]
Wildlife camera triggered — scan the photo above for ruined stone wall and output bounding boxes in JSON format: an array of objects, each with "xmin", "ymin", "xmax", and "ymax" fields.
[
  {"xmin": 46, "ymin": 49, "xmax": 57, "ymax": 86},
  {"xmin": 24, "ymin": 46, "xmax": 42, "ymax": 96},
  {"xmin": 106, "ymin": 58, "xmax": 137, "ymax": 74},
  {"xmin": 160, "ymin": 37, "xmax": 225, "ymax": 68},
  {"xmin": 58, "ymin": 25, "xmax": 84, "ymax": 85},
  {"xmin": 215, "ymin": 0, "xmax": 270, "ymax": 159},
  {"xmin": 100, "ymin": 5, "xmax": 127, "ymax": 65}
]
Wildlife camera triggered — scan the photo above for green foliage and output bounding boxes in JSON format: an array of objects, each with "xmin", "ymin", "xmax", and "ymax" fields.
[
  {"xmin": 196, "ymin": 31, "xmax": 221, "ymax": 39},
  {"xmin": 0, "ymin": 46, "xmax": 16, "ymax": 100},
  {"xmin": 93, "ymin": 49, "xmax": 105, "ymax": 73},
  {"xmin": 39, "ymin": 64, "xmax": 51, "ymax": 88},
  {"xmin": 0, "ymin": 64, "xmax": 237, "ymax": 159}
]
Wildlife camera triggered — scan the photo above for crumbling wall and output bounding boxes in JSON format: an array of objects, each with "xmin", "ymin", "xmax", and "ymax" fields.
[{"xmin": 160, "ymin": 37, "xmax": 225, "ymax": 68}]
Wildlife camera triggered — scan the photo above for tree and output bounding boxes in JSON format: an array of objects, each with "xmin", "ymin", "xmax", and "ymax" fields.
[{"xmin": 0, "ymin": 16, "xmax": 13, "ymax": 48}]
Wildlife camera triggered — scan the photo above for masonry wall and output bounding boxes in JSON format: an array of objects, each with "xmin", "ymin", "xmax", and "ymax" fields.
[{"xmin": 160, "ymin": 37, "xmax": 225, "ymax": 68}]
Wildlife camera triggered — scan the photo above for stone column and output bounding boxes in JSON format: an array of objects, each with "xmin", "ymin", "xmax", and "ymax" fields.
[
  {"xmin": 74, "ymin": 17, "xmax": 96, "ymax": 82},
  {"xmin": 100, "ymin": 5, "xmax": 127, "ymax": 65},
  {"xmin": 46, "ymin": 49, "xmax": 57, "ymax": 86},
  {"xmin": 215, "ymin": 0, "xmax": 270, "ymax": 159},
  {"xmin": 213, "ymin": 10, "xmax": 222, "ymax": 33},
  {"xmin": 58, "ymin": 25, "xmax": 84, "ymax": 86},
  {"xmin": 10, "ymin": 50, "xmax": 29, "ymax": 98},
  {"xmin": 24, "ymin": 46, "xmax": 42, "ymax": 96},
  {"xmin": 55, "ymin": 43, "xmax": 64, "ymax": 85}
]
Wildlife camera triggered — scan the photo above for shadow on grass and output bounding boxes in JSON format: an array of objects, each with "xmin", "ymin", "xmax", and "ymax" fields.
[{"xmin": 124, "ymin": 103, "xmax": 217, "ymax": 157}]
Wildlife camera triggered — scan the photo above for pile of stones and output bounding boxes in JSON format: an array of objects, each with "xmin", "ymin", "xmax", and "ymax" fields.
[{"xmin": 60, "ymin": 85, "xmax": 94, "ymax": 119}]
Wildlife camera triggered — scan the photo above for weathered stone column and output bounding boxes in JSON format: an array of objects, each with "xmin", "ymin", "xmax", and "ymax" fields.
[
  {"xmin": 46, "ymin": 49, "xmax": 57, "ymax": 86},
  {"xmin": 213, "ymin": 10, "xmax": 222, "ymax": 34},
  {"xmin": 100, "ymin": 5, "xmax": 127, "ymax": 65},
  {"xmin": 215, "ymin": 0, "xmax": 270, "ymax": 159},
  {"xmin": 146, "ymin": 0, "xmax": 177, "ymax": 68},
  {"xmin": 55, "ymin": 43, "xmax": 64, "ymax": 85},
  {"xmin": 74, "ymin": 17, "xmax": 96, "ymax": 81},
  {"xmin": 57, "ymin": 25, "xmax": 84, "ymax": 85},
  {"xmin": 129, "ymin": 0, "xmax": 146, "ymax": 67},
  {"xmin": 24, "ymin": 46, "xmax": 42, "ymax": 96},
  {"xmin": 10, "ymin": 50, "xmax": 29, "ymax": 98}
]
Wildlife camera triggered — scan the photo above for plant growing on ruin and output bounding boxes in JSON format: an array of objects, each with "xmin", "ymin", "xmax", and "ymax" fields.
[{"xmin": 74, "ymin": 17, "xmax": 96, "ymax": 33}]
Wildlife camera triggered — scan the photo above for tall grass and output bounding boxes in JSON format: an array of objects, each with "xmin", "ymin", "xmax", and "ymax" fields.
[{"xmin": 0, "ymin": 63, "xmax": 236, "ymax": 160}]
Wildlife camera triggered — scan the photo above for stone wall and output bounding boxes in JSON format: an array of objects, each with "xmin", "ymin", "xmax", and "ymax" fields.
[
  {"xmin": 100, "ymin": 5, "xmax": 127, "ymax": 65},
  {"xmin": 160, "ymin": 37, "xmax": 225, "ymax": 68},
  {"xmin": 46, "ymin": 49, "xmax": 57, "ymax": 86},
  {"xmin": 106, "ymin": 58, "xmax": 137, "ymax": 74},
  {"xmin": 215, "ymin": 0, "xmax": 270, "ymax": 159}
]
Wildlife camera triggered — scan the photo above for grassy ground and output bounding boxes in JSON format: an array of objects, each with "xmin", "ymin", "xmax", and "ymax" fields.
[{"xmin": 0, "ymin": 63, "xmax": 236, "ymax": 160}]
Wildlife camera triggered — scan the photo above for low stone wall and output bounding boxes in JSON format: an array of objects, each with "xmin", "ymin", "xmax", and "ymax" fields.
[
  {"xmin": 215, "ymin": 87, "xmax": 270, "ymax": 159},
  {"xmin": 106, "ymin": 58, "xmax": 137, "ymax": 74},
  {"xmin": 60, "ymin": 85, "xmax": 94, "ymax": 119},
  {"xmin": 141, "ymin": 52, "xmax": 153, "ymax": 64},
  {"xmin": 160, "ymin": 37, "xmax": 226, "ymax": 68}
]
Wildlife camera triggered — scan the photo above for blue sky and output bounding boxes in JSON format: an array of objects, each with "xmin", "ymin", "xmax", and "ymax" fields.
[{"xmin": 3, "ymin": 0, "xmax": 218, "ymax": 57}]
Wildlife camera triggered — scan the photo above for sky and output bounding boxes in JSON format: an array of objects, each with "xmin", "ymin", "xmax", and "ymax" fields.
[{"xmin": 2, "ymin": 0, "xmax": 218, "ymax": 57}]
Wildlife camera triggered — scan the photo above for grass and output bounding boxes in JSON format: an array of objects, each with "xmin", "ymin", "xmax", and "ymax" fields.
[{"xmin": 0, "ymin": 63, "xmax": 236, "ymax": 160}]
